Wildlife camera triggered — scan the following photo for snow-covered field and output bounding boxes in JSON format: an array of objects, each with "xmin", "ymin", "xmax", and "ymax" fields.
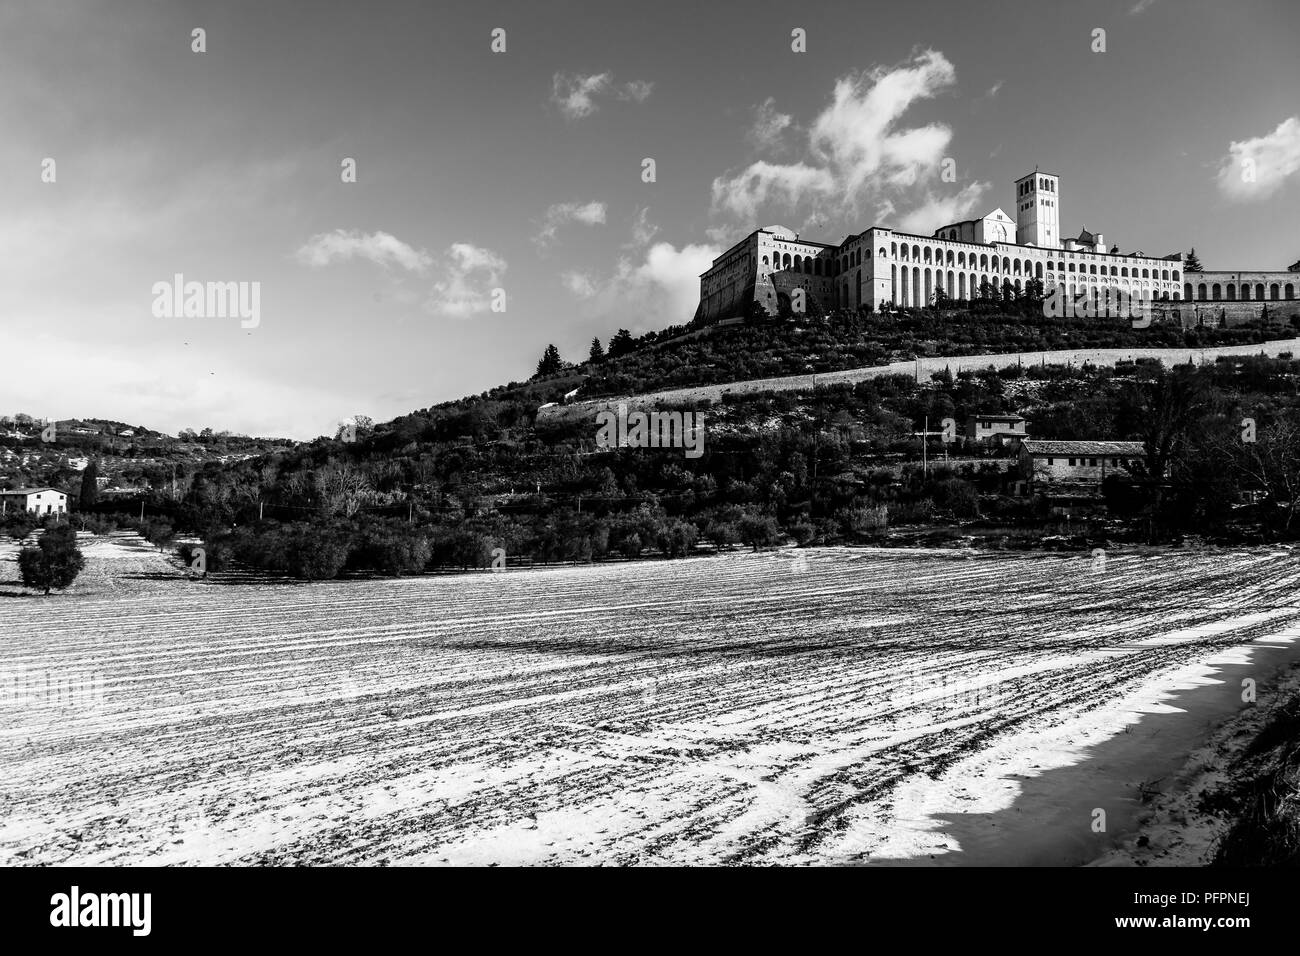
[{"xmin": 2, "ymin": 532, "xmax": 1299, "ymax": 866}]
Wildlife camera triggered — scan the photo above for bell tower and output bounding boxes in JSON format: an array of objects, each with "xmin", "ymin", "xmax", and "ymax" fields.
[{"xmin": 1014, "ymin": 170, "xmax": 1059, "ymax": 248}]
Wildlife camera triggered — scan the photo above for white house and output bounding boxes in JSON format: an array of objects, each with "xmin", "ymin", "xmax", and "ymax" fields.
[
  {"xmin": 0, "ymin": 487, "xmax": 69, "ymax": 515},
  {"xmin": 1019, "ymin": 440, "xmax": 1145, "ymax": 486},
  {"xmin": 967, "ymin": 412, "xmax": 1028, "ymax": 445}
]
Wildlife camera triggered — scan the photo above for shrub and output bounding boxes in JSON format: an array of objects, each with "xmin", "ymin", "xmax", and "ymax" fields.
[{"xmin": 738, "ymin": 514, "xmax": 782, "ymax": 551}]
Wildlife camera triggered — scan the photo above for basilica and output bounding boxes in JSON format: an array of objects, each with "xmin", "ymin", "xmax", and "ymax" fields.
[{"xmin": 694, "ymin": 170, "xmax": 1299, "ymax": 325}]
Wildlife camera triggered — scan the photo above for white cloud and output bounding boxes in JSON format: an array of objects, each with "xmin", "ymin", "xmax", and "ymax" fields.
[
  {"xmin": 626, "ymin": 206, "xmax": 660, "ymax": 249},
  {"xmin": 427, "ymin": 243, "xmax": 507, "ymax": 318},
  {"xmin": 621, "ymin": 80, "xmax": 654, "ymax": 103},
  {"xmin": 533, "ymin": 200, "xmax": 608, "ymax": 247},
  {"xmin": 711, "ymin": 50, "xmax": 969, "ymax": 229},
  {"xmin": 570, "ymin": 241, "xmax": 719, "ymax": 331},
  {"xmin": 895, "ymin": 182, "xmax": 990, "ymax": 233},
  {"xmin": 295, "ymin": 229, "xmax": 432, "ymax": 272},
  {"xmin": 747, "ymin": 98, "xmax": 794, "ymax": 153},
  {"xmin": 1216, "ymin": 117, "xmax": 1300, "ymax": 202},
  {"xmin": 984, "ymin": 80, "xmax": 1004, "ymax": 99},
  {"xmin": 711, "ymin": 161, "xmax": 836, "ymax": 221},
  {"xmin": 1129, "ymin": 0, "xmax": 1158, "ymax": 14},
  {"xmin": 551, "ymin": 72, "xmax": 654, "ymax": 120},
  {"xmin": 561, "ymin": 270, "xmax": 597, "ymax": 298}
]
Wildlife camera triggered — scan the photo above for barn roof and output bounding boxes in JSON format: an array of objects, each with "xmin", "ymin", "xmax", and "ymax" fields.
[{"xmin": 1022, "ymin": 440, "xmax": 1144, "ymax": 456}]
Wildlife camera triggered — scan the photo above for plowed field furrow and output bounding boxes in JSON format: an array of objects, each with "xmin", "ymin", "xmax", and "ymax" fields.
[{"xmin": 2, "ymin": 534, "xmax": 1298, "ymax": 865}]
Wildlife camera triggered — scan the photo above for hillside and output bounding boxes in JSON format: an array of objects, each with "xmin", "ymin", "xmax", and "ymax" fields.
[
  {"xmin": 18, "ymin": 306, "xmax": 1300, "ymax": 576},
  {"xmin": 0, "ymin": 415, "xmax": 296, "ymax": 500}
]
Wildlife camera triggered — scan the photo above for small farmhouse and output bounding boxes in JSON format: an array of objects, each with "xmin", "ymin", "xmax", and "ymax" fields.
[
  {"xmin": 967, "ymin": 412, "xmax": 1028, "ymax": 446},
  {"xmin": 1020, "ymin": 440, "xmax": 1145, "ymax": 486},
  {"xmin": 0, "ymin": 487, "xmax": 69, "ymax": 515}
]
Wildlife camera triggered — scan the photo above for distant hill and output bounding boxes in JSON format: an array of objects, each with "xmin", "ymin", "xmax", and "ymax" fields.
[{"xmin": 0, "ymin": 415, "xmax": 295, "ymax": 498}]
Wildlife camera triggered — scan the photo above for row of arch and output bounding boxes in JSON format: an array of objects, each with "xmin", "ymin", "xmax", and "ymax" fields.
[
  {"xmin": 888, "ymin": 242, "xmax": 1180, "ymax": 282},
  {"xmin": 877, "ymin": 266, "xmax": 1184, "ymax": 310},
  {"xmin": 761, "ymin": 245, "xmax": 1183, "ymax": 285},
  {"xmin": 1188, "ymin": 281, "xmax": 1296, "ymax": 301}
]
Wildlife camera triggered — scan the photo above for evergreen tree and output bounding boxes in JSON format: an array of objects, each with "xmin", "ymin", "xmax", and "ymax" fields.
[
  {"xmin": 79, "ymin": 461, "xmax": 99, "ymax": 509},
  {"xmin": 18, "ymin": 524, "xmax": 85, "ymax": 595},
  {"xmin": 608, "ymin": 328, "xmax": 636, "ymax": 358},
  {"xmin": 535, "ymin": 344, "xmax": 563, "ymax": 377},
  {"xmin": 1184, "ymin": 248, "xmax": 1204, "ymax": 273},
  {"xmin": 588, "ymin": 337, "xmax": 605, "ymax": 363}
]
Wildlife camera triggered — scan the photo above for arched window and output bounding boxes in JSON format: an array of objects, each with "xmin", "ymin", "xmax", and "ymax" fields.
[
  {"xmin": 1142, "ymin": 268, "xmax": 1149, "ymax": 279},
  {"xmin": 1287, "ymin": 283, "xmax": 1296, "ymax": 300},
  {"xmin": 959, "ymin": 273, "xmax": 966, "ymax": 299},
  {"xmin": 1090, "ymin": 264, "xmax": 1098, "ymax": 274},
  {"xmin": 1002, "ymin": 257, "xmax": 1010, "ymax": 273},
  {"xmin": 1161, "ymin": 269, "xmax": 1169, "ymax": 281},
  {"xmin": 958, "ymin": 252, "xmax": 965, "ymax": 267},
  {"xmin": 1212, "ymin": 283, "xmax": 1222, "ymax": 300},
  {"xmin": 1197, "ymin": 283, "xmax": 1207, "ymax": 300},
  {"xmin": 1035, "ymin": 262, "xmax": 1043, "ymax": 279},
  {"xmin": 879, "ymin": 247, "xmax": 887, "ymax": 258},
  {"xmin": 1058, "ymin": 261, "xmax": 1065, "ymax": 272},
  {"xmin": 1227, "ymin": 284, "xmax": 1236, "ymax": 300},
  {"xmin": 1172, "ymin": 270, "xmax": 1180, "ymax": 281},
  {"xmin": 1173, "ymin": 292, "xmax": 1180, "ymax": 301},
  {"xmin": 912, "ymin": 244, "xmax": 920, "ymax": 260},
  {"xmin": 1068, "ymin": 263, "xmax": 1076, "ymax": 273},
  {"xmin": 924, "ymin": 247, "xmax": 932, "ymax": 263},
  {"xmin": 1271, "ymin": 283, "xmax": 1281, "ymax": 300},
  {"xmin": 1121, "ymin": 267, "xmax": 1128, "ymax": 277},
  {"xmin": 762, "ymin": 256, "xmax": 769, "ymax": 270},
  {"xmin": 947, "ymin": 250, "xmax": 955, "ymax": 266},
  {"xmin": 793, "ymin": 257, "xmax": 802, "ymax": 273},
  {"xmin": 1241, "ymin": 282, "xmax": 1250, "ymax": 300},
  {"xmin": 891, "ymin": 242, "xmax": 897, "ymax": 257},
  {"xmin": 1256, "ymin": 283, "xmax": 1265, "ymax": 300},
  {"xmin": 782, "ymin": 253, "xmax": 791, "ymax": 270},
  {"xmin": 1184, "ymin": 282, "xmax": 1193, "ymax": 300},
  {"xmin": 980, "ymin": 254, "xmax": 988, "ymax": 270}
]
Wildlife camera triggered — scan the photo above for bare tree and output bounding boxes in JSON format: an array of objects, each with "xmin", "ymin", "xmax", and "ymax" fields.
[{"xmin": 314, "ymin": 462, "xmax": 373, "ymax": 517}]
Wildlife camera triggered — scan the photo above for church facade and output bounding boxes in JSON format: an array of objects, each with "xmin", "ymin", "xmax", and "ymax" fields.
[{"xmin": 693, "ymin": 170, "xmax": 1299, "ymax": 324}]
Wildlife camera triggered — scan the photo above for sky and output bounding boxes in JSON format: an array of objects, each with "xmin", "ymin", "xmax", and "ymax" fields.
[{"xmin": 2, "ymin": 0, "xmax": 1298, "ymax": 440}]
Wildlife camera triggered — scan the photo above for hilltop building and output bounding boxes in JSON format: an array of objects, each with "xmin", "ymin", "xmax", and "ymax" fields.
[{"xmin": 694, "ymin": 169, "xmax": 1297, "ymax": 325}]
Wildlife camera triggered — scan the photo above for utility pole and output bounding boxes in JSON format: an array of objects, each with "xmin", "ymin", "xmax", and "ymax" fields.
[
  {"xmin": 259, "ymin": 500, "xmax": 264, "ymax": 521},
  {"xmin": 912, "ymin": 416, "xmax": 948, "ymax": 479}
]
